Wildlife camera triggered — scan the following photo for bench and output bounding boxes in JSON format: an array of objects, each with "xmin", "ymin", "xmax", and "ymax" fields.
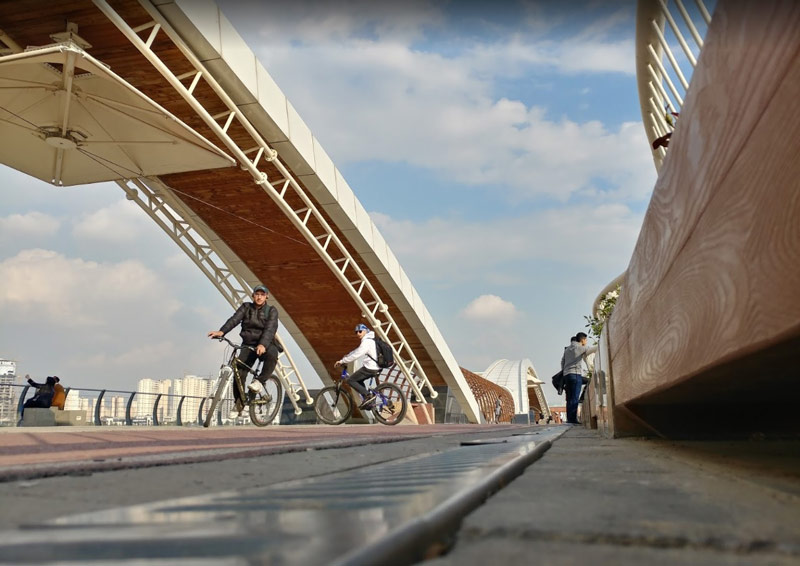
[{"xmin": 20, "ymin": 408, "xmax": 87, "ymax": 427}]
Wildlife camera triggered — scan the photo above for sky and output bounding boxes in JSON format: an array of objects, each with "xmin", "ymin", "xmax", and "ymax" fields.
[{"xmin": 0, "ymin": 0, "xmax": 661, "ymax": 409}]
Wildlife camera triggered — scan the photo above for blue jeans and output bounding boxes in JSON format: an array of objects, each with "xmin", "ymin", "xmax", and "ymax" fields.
[{"xmin": 564, "ymin": 373, "xmax": 583, "ymax": 424}]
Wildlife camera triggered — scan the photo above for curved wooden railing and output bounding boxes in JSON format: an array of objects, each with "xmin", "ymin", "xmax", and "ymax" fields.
[
  {"xmin": 459, "ymin": 368, "xmax": 515, "ymax": 424},
  {"xmin": 593, "ymin": 0, "xmax": 800, "ymax": 437}
]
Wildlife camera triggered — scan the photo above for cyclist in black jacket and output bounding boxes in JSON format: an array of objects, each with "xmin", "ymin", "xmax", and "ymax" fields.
[{"xmin": 208, "ymin": 284, "xmax": 281, "ymax": 417}]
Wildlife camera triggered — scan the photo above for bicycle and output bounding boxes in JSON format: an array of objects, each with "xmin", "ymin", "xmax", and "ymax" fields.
[
  {"xmin": 313, "ymin": 369, "xmax": 408, "ymax": 426},
  {"xmin": 203, "ymin": 336, "xmax": 283, "ymax": 427}
]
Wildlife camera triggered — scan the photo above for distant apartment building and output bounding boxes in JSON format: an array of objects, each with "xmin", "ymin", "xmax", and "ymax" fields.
[
  {"xmin": 64, "ymin": 389, "xmax": 82, "ymax": 411},
  {"xmin": 135, "ymin": 378, "xmax": 172, "ymax": 422},
  {"xmin": 0, "ymin": 359, "xmax": 18, "ymax": 425},
  {"xmin": 169, "ymin": 375, "xmax": 215, "ymax": 423},
  {"xmin": 109, "ymin": 395, "xmax": 128, "ymax": 419}
]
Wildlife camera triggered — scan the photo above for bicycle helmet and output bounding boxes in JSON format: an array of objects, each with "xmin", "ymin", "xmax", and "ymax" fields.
[{"xmin": 354, "ymin": 323, "xmax": 369, "ymax": 332}]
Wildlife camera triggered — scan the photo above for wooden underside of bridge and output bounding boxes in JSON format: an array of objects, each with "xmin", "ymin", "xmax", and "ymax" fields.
[
  {"xmin": 606, "ymin": 0, "xmax": 800, "ymax": 436},
  {"xmin": 0, "ymin": 0, "xmax": 448, "ymax": 387}
]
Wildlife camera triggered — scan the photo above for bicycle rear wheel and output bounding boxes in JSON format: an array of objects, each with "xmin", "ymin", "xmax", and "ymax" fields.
[
  {"xmin": 371, "ymin": 382, "xmax": 408, "ymax": 425},
  {"xmin": 249, "ymin": 375, "xmax": 282, "ymax": 426},
  {"xmin": 203, "ymin": 366, "xmax": 233, "ymax": 428},
  {"xmin": 314, "ymin": 385, "xmax": 353, "ymax": 425}
]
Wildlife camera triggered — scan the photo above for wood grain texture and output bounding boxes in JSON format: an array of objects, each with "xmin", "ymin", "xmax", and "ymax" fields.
[{"xmin": 608, "ymin": 0, "xmax": 800, "ymax": 434}]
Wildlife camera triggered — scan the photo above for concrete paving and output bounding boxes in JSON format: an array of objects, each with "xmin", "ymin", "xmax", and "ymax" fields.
[
  {"xmin": 0, "ymin": 423, "xmax": 527, "ymax": 530},
  {"xmin": 0, "ymin": 424, "xmax": 797, "ymax": 564},
  {"xmin": 427, "ymin": 427, "xmax": 800, "ymax": 566},
  {"xmin": 0, "ymin": 423, "xmax": 497, "ymax": 481}
]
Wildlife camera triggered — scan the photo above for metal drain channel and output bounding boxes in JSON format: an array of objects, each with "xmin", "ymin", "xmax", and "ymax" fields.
[{"xmin": 0, "ymin": 428, "xmax": 564, "ymax": 565}]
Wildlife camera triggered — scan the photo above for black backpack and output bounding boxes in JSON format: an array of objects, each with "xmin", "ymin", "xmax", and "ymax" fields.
[
  {"xmin": 370, "ymin": 336, "xmax": 395, "ymax": 369},
  {"xmin": 552, "ymin": 370, "xmax": 565, "ymax": 395}
]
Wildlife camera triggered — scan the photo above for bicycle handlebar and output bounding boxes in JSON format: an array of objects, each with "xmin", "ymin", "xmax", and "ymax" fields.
[{"xmin": 212, "ymin": 335, "xmax": 257, "ymax": 353}]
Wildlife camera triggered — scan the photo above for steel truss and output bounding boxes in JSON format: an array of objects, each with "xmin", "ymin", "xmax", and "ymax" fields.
[
  {"xmin": 94, "ymin": 0, "xmax": 437, "ymax": 403},
  {"xmin": 117, "ymin": 176, "xmax": 312, "ymax": 416}
]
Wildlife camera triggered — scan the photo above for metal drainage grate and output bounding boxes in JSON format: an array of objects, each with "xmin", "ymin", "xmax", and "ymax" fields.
[{"xmin": 0, "ymin": 428, "xmax": 565, "ymax": 565}]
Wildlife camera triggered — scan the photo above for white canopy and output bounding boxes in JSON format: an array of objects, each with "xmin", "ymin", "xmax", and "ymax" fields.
[{"xmin": 0, "ymin": 42, "xmax": 234, "ymax": 186}]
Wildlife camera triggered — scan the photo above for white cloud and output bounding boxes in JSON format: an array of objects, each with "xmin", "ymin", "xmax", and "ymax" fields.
[
  {"xmin": 72, "ymin": 199, "xmax": 153, "ymax": 244},
  {"xmin": 229, "ymin": 0, "xmax": 443, "ymax": 44},
  {"xmin": 461, "ymin": 294, "xmax": 520, "ymax": 324},
  {"xmin": 0, "ymin": 248, "xmax": 224, "ymax": 388},
  {"xmin": 247, "ymin": 32, "xmax": 651, "ymax": 202},
  {"xmin": 222, "ymin": 1, "xmax": 647, "ymax": 203},
  {"xmin": 0, "ymin": 211, "xmax": 60, "ymax": 239},
  {"xmin": 0, "ymin": 248, "xmax": 175, "ymax": 326},
  {"xmin": 373, "ymin": 202, "xmax": 643, "ymax": 285}
]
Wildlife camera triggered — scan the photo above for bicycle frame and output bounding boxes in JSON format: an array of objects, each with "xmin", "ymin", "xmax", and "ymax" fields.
[
  {"xmin": 213, "ymin": 337, "xmax": 261, "ymax": 416},
  {"xmin": 341, "ymin": 372, "xmax": 387, "ymax": 413},
  {"xmin": 204, "ymin": 337, "xmax": 284, "ymax": 427},
  {"xmin": 226, "ymin": 345, "xmax": 262, "ymax": 403},
  {"xmin": 314, "ymin": 369, "xmax": 407, "ymax": 426}
]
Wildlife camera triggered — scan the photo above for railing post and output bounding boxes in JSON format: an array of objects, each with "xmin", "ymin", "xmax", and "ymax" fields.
[
  {"xmin": 125, "ymin": 392, "xmax": 136, "ymax": 426},
  {"xmin": 176, "ymin": 395, "xmax": 185, "ymax": 426},
  {"xmin": 197, "ymin": 397, "xmax": 207, "ymax": 426},
  {"xmin": 94, "ymin": 390, "xmax": 106, "ymax": 426},
  {"xmin": 16, "ymin": 385, "xmax": 30, "ymax": 424},
  {"xmin": 152, "ymin": 393, "xmax": 162, "ymax": 426}
]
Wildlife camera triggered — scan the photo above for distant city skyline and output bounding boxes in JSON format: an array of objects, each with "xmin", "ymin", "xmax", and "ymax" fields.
[{"xmin": 0, "ymin": 359, "xmax": 222, "ymax": 425}]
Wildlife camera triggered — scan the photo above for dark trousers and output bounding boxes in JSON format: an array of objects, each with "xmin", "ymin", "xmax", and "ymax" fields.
[
  {"xmin": 346, "ymin": 367, "xmax": 379, "ymax": 398},
  {"xmin": 232, "ymin": 343, "xmax": 279, "ymax": 405},
  {"xmin": 564, "ymin": 373, "xmax": 583, "ymax": 424}
]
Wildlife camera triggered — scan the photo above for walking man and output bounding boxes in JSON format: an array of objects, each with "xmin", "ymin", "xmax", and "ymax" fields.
[{"xmin": 561, "ymin": 332, "xmax": 597, "ymax": 424}]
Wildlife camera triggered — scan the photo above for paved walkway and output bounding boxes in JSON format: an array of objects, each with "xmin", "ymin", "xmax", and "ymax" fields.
[
  {"xmin": 428, "ymin": 427, "xmax": 800, "ymax": 566},
  {"xmin": 0, "ymin": 425, "xmax": 797, "ymax": 564},
  {"xmin": 0, "ymin": 423, "xmax": 513, "ymax": 480}
]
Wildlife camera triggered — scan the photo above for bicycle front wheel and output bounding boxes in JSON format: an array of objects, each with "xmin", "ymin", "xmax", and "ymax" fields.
[
  {"xmin": 371, "ymin": 382, "xmax": 408, "ymax": 425},
  {"xmin": 314, "ymin": 385, "xmax": 353, "ymax": 425},
  {"xmin": 249, "ymin": 375, "xmax": 283, "ymax": 426},
  {"xmin": 204, "ymin": 366, "xmax": 232, "ymax": 428}
]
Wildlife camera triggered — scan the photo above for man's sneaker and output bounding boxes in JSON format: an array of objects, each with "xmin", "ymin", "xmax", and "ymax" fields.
[
  {"xmin": 229, "ymin": 399, "xmax": 244, "ymax": 419},
  {"xmin": 248, "ymin": 380, "xmax": 263, "ymax": 393},
  {"xmin": 358, "ymin": 394, "xmax": 376, "ymax": 409}
]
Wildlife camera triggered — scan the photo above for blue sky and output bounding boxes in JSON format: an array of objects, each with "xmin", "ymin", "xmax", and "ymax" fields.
[{"xmin": 0, "ymin": 0, "xmax": 660, "ymax": 408}]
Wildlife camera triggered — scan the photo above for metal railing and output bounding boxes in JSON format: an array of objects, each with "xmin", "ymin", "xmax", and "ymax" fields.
[
  {"xmin": 3, "ymin": 383, "xmax": 241, "ymax": 427},
  {"xmin": 636, "ymin": 0, "xmax": 713, "ymax": 170}
]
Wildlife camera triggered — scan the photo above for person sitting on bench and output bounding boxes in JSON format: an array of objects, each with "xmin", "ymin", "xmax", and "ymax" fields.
[
  {"xmin": 51, "ymin": 377, "xmax": 66, "ymax": 410},
  {"xmin": 22, "ymin": 376, "xmax": 56, "ymax": 416}
]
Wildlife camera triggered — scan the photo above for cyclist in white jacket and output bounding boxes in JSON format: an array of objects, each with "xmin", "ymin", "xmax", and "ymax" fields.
[{"xmin": 334, "ymin": 323, "xmax": 380, "ymax": 408}]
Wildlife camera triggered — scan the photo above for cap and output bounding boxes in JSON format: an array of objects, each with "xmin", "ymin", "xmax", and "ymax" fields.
[
  {"xmin": 354, "ymin": 323, "xmax": 369, "ymax": 332},
  {"xmin": 253, "ymin": 285, "xmax": 269, "ymax": 294}
]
